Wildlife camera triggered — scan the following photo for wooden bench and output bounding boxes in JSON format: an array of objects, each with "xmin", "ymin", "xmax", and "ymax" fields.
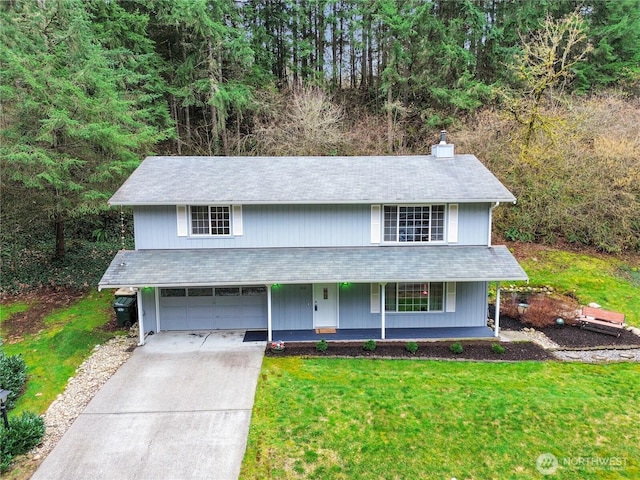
[{"xmin": 578, "ymin": 306, "xmax": 625, "ymax": 337}]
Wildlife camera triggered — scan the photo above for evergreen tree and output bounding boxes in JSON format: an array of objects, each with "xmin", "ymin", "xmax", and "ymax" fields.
[{"xmin": 0, "ymin": 1, "xmax": 164, "ymax": 258}]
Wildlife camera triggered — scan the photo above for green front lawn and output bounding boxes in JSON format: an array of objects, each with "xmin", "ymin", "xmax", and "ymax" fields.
[
  {"xmin": 242, "ymin": 358, "xmax": 640, "ymax": 479},
  {"xmin": 1, "ymin": 290, "xmax": 118, "ymax": 415}
]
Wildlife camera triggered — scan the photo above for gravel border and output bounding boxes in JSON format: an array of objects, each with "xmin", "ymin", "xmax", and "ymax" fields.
[
  {"xmin": 26, "ymin": 335, "xmax": 137, "ymax": 464},
  {"xmin": 501, "ymin": 327, "xmax": 640, "ymax": 363}
]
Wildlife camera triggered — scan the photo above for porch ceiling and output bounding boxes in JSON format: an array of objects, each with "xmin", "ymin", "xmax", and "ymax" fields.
[{"xmin": 98, "ymin": 245, "xmax": 527, "ymax": 289}]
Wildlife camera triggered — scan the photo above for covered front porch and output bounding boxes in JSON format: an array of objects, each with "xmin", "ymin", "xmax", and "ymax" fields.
[
  {"xmin": 245, "ymin": 326, "xmax": 494, "ymax": 342},
  {"xmin": 99, "ymin": 245, "xmax": 527, "ymax": 345}
]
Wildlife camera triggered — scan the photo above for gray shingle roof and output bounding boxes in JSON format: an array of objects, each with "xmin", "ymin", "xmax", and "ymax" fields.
[
  {"xmin": 99, "ymin": 245, "xmax": 527, "ymax": 288},
  {"xmin": 109, "ymin": 155, "xmax": 516, "ymax": 205}
]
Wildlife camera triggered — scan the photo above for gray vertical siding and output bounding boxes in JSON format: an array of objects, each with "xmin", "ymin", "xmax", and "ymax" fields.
[
  {"xmin": 134, "ymin": 204, "xmax": 370, "ymax": 249},
  {"xmin": 339, "ymin": 283, "xmax": 382, "ymax": 328},
  {"xmin": 133, "ymin": 203, "xmax": 491, "ymax": 249},
  {"xmin": 385, "ymin": 282, "xmax": 488, "ymax": 328},
  {"xmin": 272, "ymin": 284, "xmax": 313, "ymax": 330},
  {"xmin": 457, "ymin": 203, "xmax": 490, "ymax": 245},
  {"xmin": 270, "ymin": 282, "xmax": 488, "ymax": 330}
]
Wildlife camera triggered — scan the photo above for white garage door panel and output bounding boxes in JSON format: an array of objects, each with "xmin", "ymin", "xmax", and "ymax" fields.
[
  {"xmin": 186, "ymin": 306, "xmax": 215, "ymax": 330},
  {"xmin": 160, "ymin": 287, "xmax": 267, "ymax": 331}
]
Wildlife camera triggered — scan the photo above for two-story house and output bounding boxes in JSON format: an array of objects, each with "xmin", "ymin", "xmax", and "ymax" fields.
[{"xmin": 99, "ymin": 137, "xmax": 527, "ymax": 345}]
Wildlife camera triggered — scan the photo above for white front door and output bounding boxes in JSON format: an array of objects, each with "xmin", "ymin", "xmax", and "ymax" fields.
[{"xmin": 313, "ymin": 283, "xmax": 338, "ymax": 328}]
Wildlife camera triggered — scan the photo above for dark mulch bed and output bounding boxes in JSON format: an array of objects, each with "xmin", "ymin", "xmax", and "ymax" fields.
[
  {"xmin": 499, "ymin": 315, "xmax": 640, "ymax": 349},
  {"xmin": 265, "ymin": 340, "xmax": 553, "ymax": 361}
]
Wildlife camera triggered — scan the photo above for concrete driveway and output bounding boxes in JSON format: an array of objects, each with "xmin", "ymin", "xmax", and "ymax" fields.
[{"xmin": 32, "ymin": 331, "xmax": 265, "ymax": 480}]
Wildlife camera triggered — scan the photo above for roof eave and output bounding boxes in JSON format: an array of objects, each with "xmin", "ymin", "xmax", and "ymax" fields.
[
  {"xmin": 108, "ymin": 197, "xmax": 517, "ymax": 207},
  {"xmin": 99, "ymin": 275, "xmax": 528, "ymax": 290}
]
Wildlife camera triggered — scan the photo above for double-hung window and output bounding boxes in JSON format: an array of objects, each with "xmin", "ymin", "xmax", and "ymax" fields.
[
  {"xmin": 190, "ymin": 206, "xmax": 230, "ymax": 236},
  {"xmin": 383, "ymin": 205, "xmax": 445, "ymax": 242},
  {"xmin": 385, "ymin": 282, "xmax": 445, "ymax": 312}
]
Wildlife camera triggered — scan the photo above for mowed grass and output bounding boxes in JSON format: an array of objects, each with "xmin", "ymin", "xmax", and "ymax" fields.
[
  {"xmin": 512, "ymin": 248, "xmax": 640, "ymax": 326},
  {"xmin": 242, "ymin": 358, "xmax": 640, "ymax": 479},
  {"xmin": 1, "ymin": 290, "xmax": 118, "ymax": 415}
]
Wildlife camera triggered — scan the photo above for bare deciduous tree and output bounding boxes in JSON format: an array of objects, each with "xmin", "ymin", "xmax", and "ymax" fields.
[
  {"xmin": 251, "ymin": 87, "xmax": 346, "ymax": 156},
  {"xmin": 507, "ymin": 11, "xmax": 593, "ymax": 153}
]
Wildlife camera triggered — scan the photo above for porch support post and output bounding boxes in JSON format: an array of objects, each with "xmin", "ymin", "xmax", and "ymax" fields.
[
  {"xmin": 154, "ymin": 287, "xmax": 160, "ymax": 333},
  {"xmin": 266, "ymin": 284, "xmax": 273, "ymax": 342},
  {"xmin": 137, "ymin": 288, "xmax": 145, "ymax": 346},
  {"xmin": 494, "ymin": 282, "xmax": 501, "ymax": 337},
  {"xmin": 380, "ymin": 282, "xmax": 387, "ymax": 340}
]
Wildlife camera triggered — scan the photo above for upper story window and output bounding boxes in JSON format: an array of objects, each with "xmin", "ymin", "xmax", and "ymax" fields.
[
  {"xmin": 383, "ymin": 205, "xmax": 445, "ymax": 242},
  {"xmin": 191, "ymin": 206, "xmax": 230, "ymax": 236}
]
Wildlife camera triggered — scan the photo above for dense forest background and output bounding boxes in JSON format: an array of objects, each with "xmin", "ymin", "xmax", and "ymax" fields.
[{"xmin": 1, "ymin": 0, "xmax": 639, "ymax": 292}]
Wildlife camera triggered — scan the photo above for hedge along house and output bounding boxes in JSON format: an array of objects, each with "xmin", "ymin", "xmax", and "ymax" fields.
[{"xmin": 99, "ymin": 136, "xmax": 527, "ymax": 345}]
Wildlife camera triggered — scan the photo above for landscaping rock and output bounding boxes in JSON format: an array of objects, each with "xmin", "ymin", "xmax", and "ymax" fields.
[{"xmin": 29, "ymin": 336, "xmax": 137, "ymax": 463}]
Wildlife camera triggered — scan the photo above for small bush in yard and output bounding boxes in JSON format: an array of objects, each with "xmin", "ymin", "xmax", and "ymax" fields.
[
  {"xmin": 0, "ymin": 351, "xmax": 27, "ymax": 409},
  {"xmin": 0, "ymin": 411, "xmax": 46, "ymax": 473},
  {"xmin": 520, "ymin": 295, "xmax": 579, "ymax": 328},
  {"xmin": 450, "ymin": 342, "xmax": 463, "ymax": 354},
  {"xmin": 491, "ymin": 343, "xmax": 506, "ymax": 355},
  {"xmin": 316, "ymin": 339, "xmax": 328, "ymax": 352},
  {"xmin": 363, "ymin": 339, "xmax": 377, "ymax": 352},
  {"xmin": 405, "ymin": 342, "xmax": 419, "ymax": 354}
]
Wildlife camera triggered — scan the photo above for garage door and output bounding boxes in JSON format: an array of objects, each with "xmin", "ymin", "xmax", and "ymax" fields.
[{"xmin": 159, "ymin": 286, "xmax": 267, "ymax": 330}]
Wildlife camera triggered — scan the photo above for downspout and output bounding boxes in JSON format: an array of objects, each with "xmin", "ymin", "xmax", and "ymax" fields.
[
  {"xmin": 380, "ymin": 282, "xmax": 387, "ymax": 340},
  {"xmin": 488, "ymin": 202, "xmax": 499, "ymax": 247},
  {"xmin": 155, "ymin": 287, "xmax": 161, "ymax": 333},
  {"xmin": 266, "ymin": 284, "xmax": 273, "ymax": 342}
]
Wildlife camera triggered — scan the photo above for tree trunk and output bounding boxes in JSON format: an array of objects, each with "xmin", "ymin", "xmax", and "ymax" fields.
[
  {"xmin": 184, "ymin": 105, "xmax": 191, "ymax": 148},
  {"xmin": 54, "ymin": 212, "xmax": 65, "ymax": 259},
  {"xmin": 170, "ymin": 95, "xmax": 181, "ymax": 155},
  {"xmin": 207, "ymin": 36, "xmax": 219, "ymax": 155},
  {"xmin": 387, "ymin": 84, "xmax": 394, "ymax": 153}
]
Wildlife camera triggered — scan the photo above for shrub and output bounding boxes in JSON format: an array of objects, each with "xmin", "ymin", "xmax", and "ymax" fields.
[
  {"xmin": 0, "ymin": 411, "xmax": 46, "ymax": 473},
  {"xmin": 405, "ymin": 342, "xmax": 419, "ymax": 354},
  {"xmin": 450, "ymin": 342, "xmax": 463, "ymax": 354},
  {"xmin": 363, "ymin": 340, "xmax": 377, "ymax": 352},
  {"xmin": 521, "ymin": 295, "xmax": 579, "ymax": 328},
  {"xmin": 499, "ymin": 295, "xmax": 522, "ymax": 320},
  {"xmin": 0, "ymin": 351, "xmax": 27, "ymax": 409},
  {"xmin": 491, "ymin": 343, "xmax": 506, "ymax": 355},
  {"xmin": 315, "ymin": 339, "xmax": 328, "ymax": 352}
]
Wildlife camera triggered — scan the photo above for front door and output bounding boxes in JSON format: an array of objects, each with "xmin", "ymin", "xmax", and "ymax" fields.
[{"xmin": 313, "ymin": 283, "xmax": 338, "ymax": 328}]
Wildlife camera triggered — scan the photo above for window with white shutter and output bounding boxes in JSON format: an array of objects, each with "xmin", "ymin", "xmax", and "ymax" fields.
[
  {"xmin": 446, "ymin": 282, "xmax": 456, "ymax": 312},
  {"xmin": 176, "ymin": 205, "xmax": 188, "ymax": 237},
  {"xmin": 232, "ymin": 205, "xmax": 243, "ymax": 236},
  {"xmin": 370, "ymin": 283, "xmax": 380, "ymax": 313},
  {"xmin": 371, "ymin": 205, "xmax": 381, "ymax": 244},
  {"xmin": 447, "ymin": 204, "xmax": 458, "ymax": 243}
]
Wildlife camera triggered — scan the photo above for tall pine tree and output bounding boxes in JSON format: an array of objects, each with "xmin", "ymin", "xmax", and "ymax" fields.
[{"xmin": 0, "ymin": 1, "xmax": 164, "ymax": 258}]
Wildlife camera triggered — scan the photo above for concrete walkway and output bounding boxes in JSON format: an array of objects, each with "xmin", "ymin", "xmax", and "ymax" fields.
[{"xmin": 32, "ymin": 331, "xmax": 265, "ymax": 480}]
